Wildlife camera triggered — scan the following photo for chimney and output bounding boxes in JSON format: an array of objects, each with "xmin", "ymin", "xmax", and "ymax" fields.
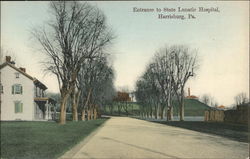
[
  {"xmin": 188, "ymin": 87, "xmax": 190, "ymax": 96},
  {"xmin": 19, "ymin": 67, "xmax": 26, "ymax": 73},
  {"xmin": 6, "ymin": 56, "xmax": 11, "ymax": 62}
]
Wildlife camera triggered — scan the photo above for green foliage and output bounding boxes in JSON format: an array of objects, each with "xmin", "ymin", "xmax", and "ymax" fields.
[
  {"xmin": 46, "ymin": 92, "xmax": 61, "ymax": 111},
  {"xmin": 1, "ymin": 119, "xmax": 108, "ymax": 159},
  {"xmin": 103, "ymin": 103, "xmax": 140, "ymax": 116},
  {"xmin": 104, "ymin": 99, "xmax": 211, "ymax": 117}
]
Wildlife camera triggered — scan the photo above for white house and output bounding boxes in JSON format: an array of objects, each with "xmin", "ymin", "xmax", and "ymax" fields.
[{"xmin": 0, "ymin": 56, "xmax": 56, "ymax": 121}]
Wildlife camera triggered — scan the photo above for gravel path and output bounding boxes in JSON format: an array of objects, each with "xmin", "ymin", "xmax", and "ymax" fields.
[{"xmin": 61, "ymin": 117, "xmax": 249, "ymax": 159}]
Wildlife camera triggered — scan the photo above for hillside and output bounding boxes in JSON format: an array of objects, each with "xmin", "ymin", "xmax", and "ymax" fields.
[{"xmin": 173, "ymin": 99, "xmax": 211, "ymax": 116}]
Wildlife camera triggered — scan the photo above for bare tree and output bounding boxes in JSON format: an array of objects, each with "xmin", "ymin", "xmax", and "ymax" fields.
[
  {"xmin": 208, "ymin": 96, "xmax": 218, "ymax": 107},
  {"xmin": 135, "ymin": 45, "xmax": 199, "ymax": 121},
  {"xmin": 201, "ymin": 94, "xmax": 210, "ymax": 105},
  {"xmin": 152, "ymin": 50, "xmax": 176, "ymax": 121},
  {"xmin": 31, "ymin": 1, "xmax": 114, "ymax": 124},
  {"xmin": 90, "ymin": 57, "xmax": 115, "ymax": 119},
  {"xmin": 77, "ymin": 55, "xmax": 115, "ymax": 120},
  {"xmin": 170, "ymin": 45, "xmax": 198, "ymax": 121},
  {"xmin": 143, "ymin": 67, "xmax": 161, "ymax": 119},
  {"xmin": 135, "ymin": 79, "xmax": 149, "ymax": 118},
  {"xmin": 135, "ymin": 70, "xmax": 160, "ymax": 119},
  {"xmin": 0, "ymin": 47, "xmax": 18, "ymax": 65},
  {"xmin": 234, "ymin": 92, "xmax": 248, "ymax": 106}
]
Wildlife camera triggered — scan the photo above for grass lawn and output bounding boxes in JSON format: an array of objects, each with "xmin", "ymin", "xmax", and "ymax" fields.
[
  {"xmin": 1, "ymin": 118, "xmax": 108, "ymax": 159},
  {"xmin": 152, "ymin": 121, "xmax": 249, "ymax": 143}
]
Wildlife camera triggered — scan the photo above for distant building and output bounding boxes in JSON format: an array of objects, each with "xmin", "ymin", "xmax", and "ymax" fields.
[
  {"xmin": 0, "ymin": 56, "xmax": 56, "ymax": 121},
  {"xmin": 114, "ymin": 91, "xmax": 132, "ymax": 102},
  {"xmin": 216, "ymin": 105, "xmax": 226, "ymax": 110},
  {"xmin": 185, "ymin": 88, "xmax": 198, "ymax": 99}
]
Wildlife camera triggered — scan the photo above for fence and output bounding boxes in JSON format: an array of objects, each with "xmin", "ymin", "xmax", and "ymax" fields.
[
  {"xmin": 204, "ymin": 104, "xmax": 249, "ymax": 124},
  {"xmin": 224, "ymin": 106, "xmax": 249, "ymax": 124},
  {"xmin": 204, "ymin": 110, "xmax": 224, "ymax": 122}
]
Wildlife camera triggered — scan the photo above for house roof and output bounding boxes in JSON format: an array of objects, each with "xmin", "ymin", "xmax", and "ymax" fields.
[
  {"xmin": 186, "ymin": 95, "xmax": 198, "ymax": 99},
  {"xmin": 0, "ymin": 62, "xmax": 34, "ymax": 80},
  {"xmin": 217, "ymin": 105, "xmax": 226, "ymax": 109},
  {"xmin": 0, "ymin": 62, "xmax": 47, "ymax": 90},
  {"xmin": 34, "ymin": 78, "xmax": 48, "ymax": 90},
  {"xmin": 34, "ymin": 97, "xmax": 57, "ymax": 105}
]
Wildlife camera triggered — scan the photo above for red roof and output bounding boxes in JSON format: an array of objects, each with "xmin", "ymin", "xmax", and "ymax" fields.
[
  {"xmin": 186, "ymin": 95, "xmax": 198, "ymax": 99},
  {"xmin": 217, "ymin": 105, "xmax": 225, "ymax": 109}
]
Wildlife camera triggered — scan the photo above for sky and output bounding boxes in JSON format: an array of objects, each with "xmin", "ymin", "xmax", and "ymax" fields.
[{"xmin": 1, "ymin": 1, "xmax": 249, "ymax": 106}]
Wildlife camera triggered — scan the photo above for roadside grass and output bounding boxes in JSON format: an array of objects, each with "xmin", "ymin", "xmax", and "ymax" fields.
[
  {"xmin": 152, "ymin": 120, "xmax": 249, "ymax": 143},
  {"xmin": 0, "ymin": 118, "xmax": 108, "ymax": 159}
]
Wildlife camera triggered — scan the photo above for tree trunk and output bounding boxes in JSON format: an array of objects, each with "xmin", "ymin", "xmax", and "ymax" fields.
[
  {"xmin": 83, "ymin": 89, "xmax": 92, "ymax": 121},
  {"xmin": 103, "ymin": 105, "xmax": 106, "ymax": 113},
  {"xmin": 167, "ymin": 107, "xmax": 170, "ymax": 121},
  {"xmin": 132, "ymin": 104, "xmax": 134, "ymax": 116},
  {"xmin": 110, "ymin": 104, "xmax": 113, "ymax": 115},
  {"xmin": 150, "ymin": 108, "xmax": 153, "ymax": 118},
  {"xmin": 71, "ymin": 89, "xmax": 81, "ymax": 122},
  {"xmin": 126, "ymin": 102, "xmax": 129, "ymax": 116},
  {"xmin": 91, "ymin": 107, "xmax": 94, "ymax": 119},
  {"xmin": 59, "ymin": 92, "xmax": 68, "ymax": 124},
  {"xmin": 160, "ymin": 111, "xmax": 163, "ymax": 119},
  {"xmin": 180, "ymin": 100, "xmax": 184, "ymax": 121},
  {"xmin": 94, "ymin": 108, "xmax": 97, "ymax": 120},
  {"xmin": 170, "ymin": 106, "xmax": 173, "ymax": 120},
  {"xmin": 81, "ymin": 109, "xmax": 85, "ymax": 121},
  {"xmin": 160, "ymin": 105, "xmax": 164, "ymax": 119},
  {"xmin": 72, "ymin": 97, "xmax": 78, "ymax": 121},
  {"xmin": 155, "ymin": 105, "xmax": 158, "ymax": 119},
  {"xmin": 87, "ymin": 109, "xmax": 91, "ymax": 120},
  {"xmin": 75, "ymin": 90, "xmax": 81, "ymax": 121},
  {"xmin": 91, "ymin": 107, "xmax": 94, "ymax": 120},
  {"xmin": 167, "ymin": 106, "xmax": 173, "ymax": 121},
  {"xmin": 118, "ymin": 103, "xmax": 121, "ymax": 116}
]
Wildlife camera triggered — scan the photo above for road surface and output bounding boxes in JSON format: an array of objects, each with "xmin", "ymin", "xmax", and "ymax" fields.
[{"xmin": 61, "ymin": 117, "xmax": 249, "ymax": 159}]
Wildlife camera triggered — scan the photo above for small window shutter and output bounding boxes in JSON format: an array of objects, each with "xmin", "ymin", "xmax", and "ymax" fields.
[
  {"xmin": 21, "ymin": 103, "xmax": 23, "ymax": 113},
  {"xmin": 18, "ymin": 103, "xmax": 20, "ymax": 113},
  {"xmin": 20, "ymin": 86, "xmax": 23, "ymax": 94},
  {"xmin": 15, "ymin": 103, "xmax": 18, "ymax": 113},
  {"xmin": 12, "ymin": 85, "xmax": 14, "ymax": 94}
]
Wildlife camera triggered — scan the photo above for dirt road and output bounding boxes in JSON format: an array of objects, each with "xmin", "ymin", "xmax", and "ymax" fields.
[{"xmin": 61, "ymin": 117, "xmax": 249, "ymax": 159}]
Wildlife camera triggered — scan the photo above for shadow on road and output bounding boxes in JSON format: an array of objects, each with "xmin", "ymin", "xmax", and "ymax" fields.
[
  {"xmin": 101, "ymin": 137, "xmax": 180, "ymax": 158},
  {"xmin": 150, "ymin": 121, "xmax": 249, "ymax": 143}
]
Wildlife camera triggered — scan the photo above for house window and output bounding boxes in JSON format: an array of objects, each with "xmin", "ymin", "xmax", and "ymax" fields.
[
  {"xmin": 41, "ymin": 90, "xmax": 44, "ymax": 97},
  {"xmin": 15, "ymin": 73, "xmax": 20, "ymax": 78},
  {"xmin": 14, "ymin": 101, "xmax": 23, "ymax": 113},
  {"xmin": 36, "ymin": 87, "xmax": 40, "ymax": 97},
  {"xmin": 12, "ymin": 84, "xmax": 23, "ymax": 94}
]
